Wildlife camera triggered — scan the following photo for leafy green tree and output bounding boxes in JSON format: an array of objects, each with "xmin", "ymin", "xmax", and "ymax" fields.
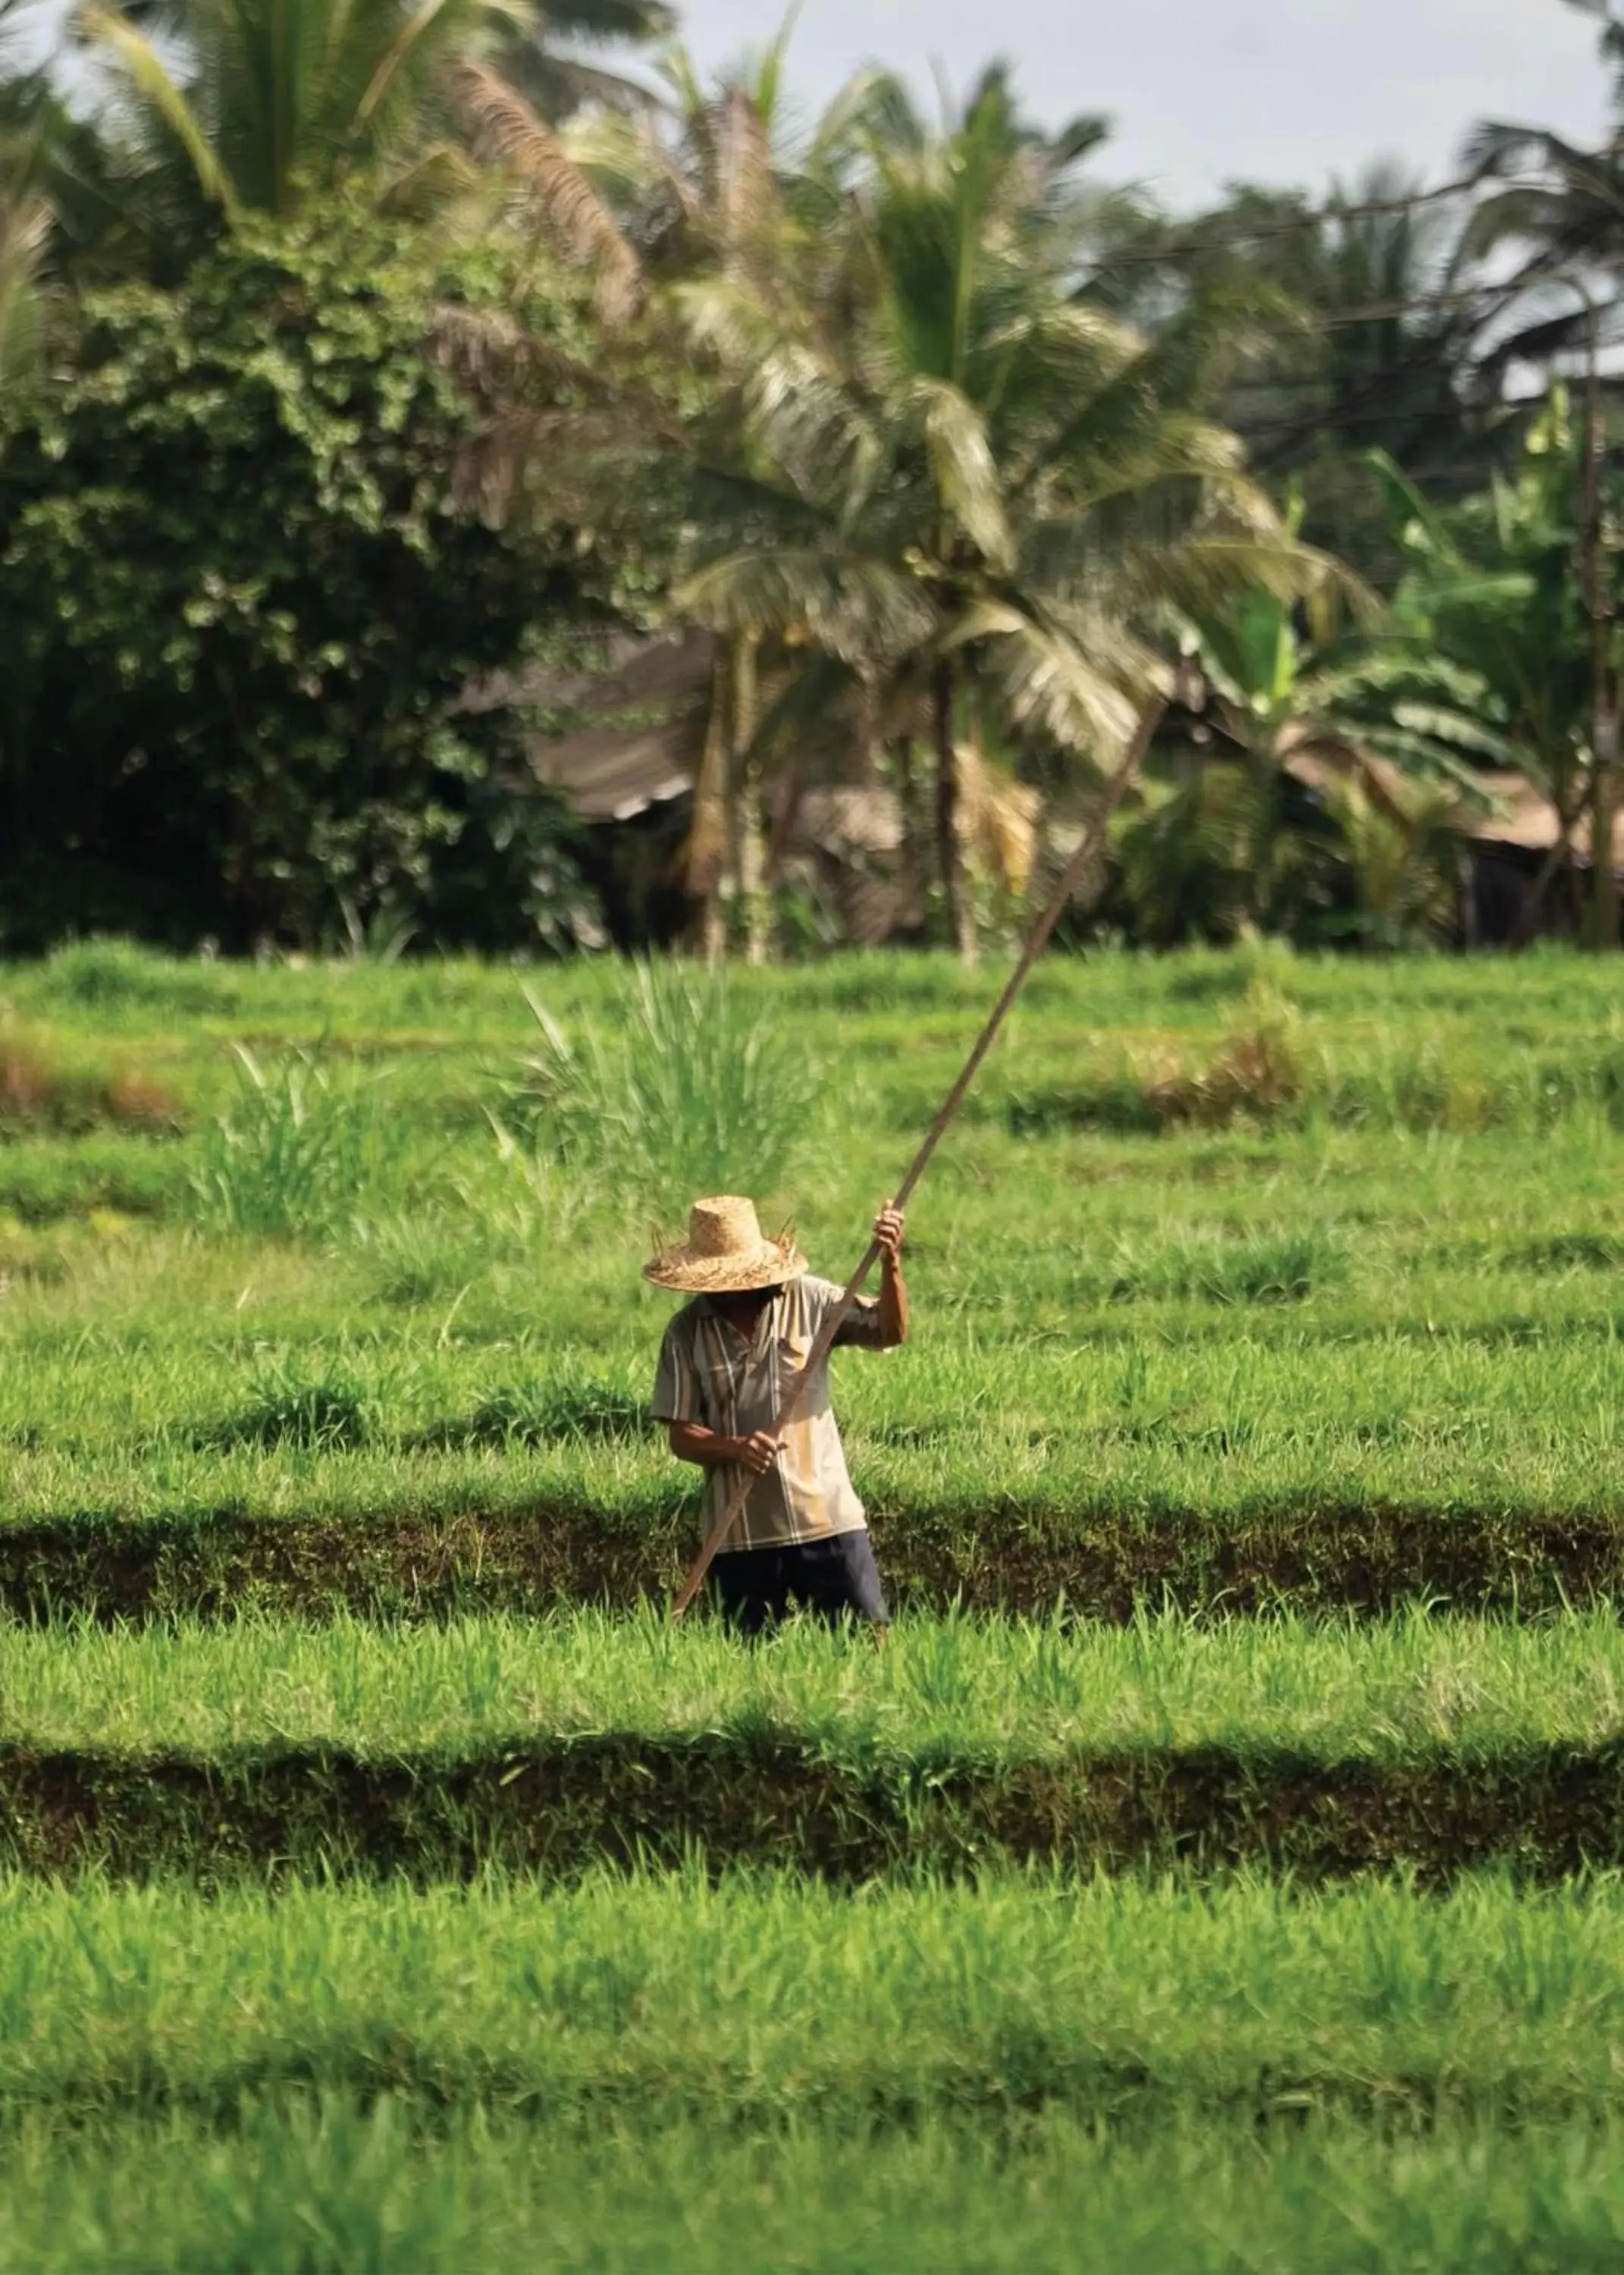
[
  {"xmin": 70, "ymin": 0, "xmax": 670, "ymax": 262},
  {"xmin": 453, "ymin": 15, "xmax": 818, "ymax": 961},
  {"xmin": 673, "ymin": 66, "xmax": 1326, "ymax": 961},
  {"xmin": 0, "ymin": 196, "xmax": 607, "ymax": 949},
  {"xmin": 1369, "ymin": 391, "xmax": 1604, "ymax": 938},
  {"xmin": 1177, "ymin": 491, "xmax": 1506, "ymax": 922}
]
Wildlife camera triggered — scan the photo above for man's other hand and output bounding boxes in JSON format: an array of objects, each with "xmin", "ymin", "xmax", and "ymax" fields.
[
  {"xmin": 875, "ymin": 1203, "xmax": 906, "ymax": 1265},
  {"xmin": 735, "ymin": 1430, "xmax": 782, "ymax": 1476}
]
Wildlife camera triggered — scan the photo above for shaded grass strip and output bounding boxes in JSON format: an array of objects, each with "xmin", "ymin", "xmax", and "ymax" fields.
[
  {"xmin": 5, "ymin": 1499, "xmax": 1624, "ymax": 1622},
  {"xmin": 8, "ymin": 1733, "xmax": 1624, "ymax": 1884}
]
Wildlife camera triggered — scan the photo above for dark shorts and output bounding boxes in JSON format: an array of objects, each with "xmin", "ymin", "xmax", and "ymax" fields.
[{"xmin": 711, "ymin": 1530, "xmax": 890, "ymax": 1636}]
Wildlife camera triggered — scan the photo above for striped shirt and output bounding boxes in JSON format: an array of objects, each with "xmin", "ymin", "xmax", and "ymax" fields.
[{"xmin": 651, "ymin": 1276, "xmax": 888, "ymax": 1552}]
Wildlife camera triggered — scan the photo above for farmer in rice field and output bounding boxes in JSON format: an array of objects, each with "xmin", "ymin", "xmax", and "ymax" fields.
[{"xmin": 647, "ymin": 1195, "xmax": 909, "ymax": 1635}]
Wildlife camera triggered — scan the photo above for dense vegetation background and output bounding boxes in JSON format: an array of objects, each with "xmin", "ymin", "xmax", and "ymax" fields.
[{"xmin": 6, "ymin": 0, "xmax": 1624, "ymax": 959}]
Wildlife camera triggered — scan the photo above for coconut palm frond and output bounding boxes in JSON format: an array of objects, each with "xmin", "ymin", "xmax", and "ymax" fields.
[
  {"xmin": 78, "ymin": 4, "xmax": 240, "ymax": 214},
  {"xmin": 669, "ymin": 271, "xmax": 782, "ymax": 359},
  {"xmin": 493, "ymin": 35, "xmax": 666, "ymax": 124},
  {"xmin": 683, "ymin": 460, "xmax": 831, "ymax": 544},
  {"xmin": 1463, "ymin": 119, "xmax": 1605, "ymax": 183},
  {"xmin": 810, "ymin": 65, "xmax": 924, "ymax": 170},
  {"xmin": 954, "ymin": 739, "xmax": 1042, "ymax": 893},
  {"xmin": 0, "ymin": 191, "xmax": 50, "ymax": 392},
  {"xmin": 456, "ymin": 58, "xmax": 643, "ymax": 318},
  {"xmin": 909, "ymin": 374, "xmax": 1013, "ymax": 568},
  {"xmin": 1462, "ymin": 186, "xmax": 1588, "ymax": 261},
  {"xmin": 742, "ymin": 647, "xmax": 866, "ymax": 783},
  {"xmin": 1352, "ymin": 726, "xmax": 1510, "ymax": 795},
  {"xmin": 429, "ymin": 300, "xmax": 616, "ymax": 403},
  {"xmin": 946, "ymin": 598, "xmax": 1153, "ymax": 758},
  {"xmin": 713, "ymin": 82, "xmax": 777, "ymax": 273},
  {"xmin": 358, "ymin": 0, "xmax": 522, "ymax": 130},
  {"xmin": 1293, "ymin": 648, "xmax": 1499, "ymax": 720},
  {"xmin": 378, "ymin": 139, "xmax": 485, "ymax": 214},
  {"xmin": 678, "ymin": 548, "xmax": 935, "ymax": 665},
  {"xmin": 676, "ymin": 282, "xmax": 883, "ymax": 515},
  {"xmin": 745, "ymin": 5, "xmax": 800, "ymax": 133},
  {"xmin": 1042, "ymin": 416, "xmax": 1252, "ymax": 529},
  {"xmin": 453, "ymin": 400, "xmax": 654, "ymax": 522},
  {"xmin": 539, "ymin": 0, "xmax": 673, "ymax": 42},
  {"xmin": 1112, "ymin": 534, "xmax": 1372, "ymax": 630}
]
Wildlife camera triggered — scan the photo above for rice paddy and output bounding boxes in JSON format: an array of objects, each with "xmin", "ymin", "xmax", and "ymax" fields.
[{"xmin": 6, "ymin": 940, "xmax": 1624, "ymax": 2265}]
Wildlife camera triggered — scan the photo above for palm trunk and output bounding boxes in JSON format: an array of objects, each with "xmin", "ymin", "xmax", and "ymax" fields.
[
  {"xmin": 734, "ymin": 634, "xmax": 770, "ymax": 966},
  {"xmin": 1591, "ymin": 714, "xmax": 1620, "ymax": 949},
  {"xmin": 893, "ymin": 733, "xmax": 926, "ymax": 924},
  {"xmin": 1246, "ymin": 745, "xmax": 1281, "ymax": 931},
  {"xmin": 1581, "ymin": 305, "xmax": 1619, "ymax": 952},
  {"xmin": 932, "ymin": 660, "xmax": 974, "ymax": 965},
  {"xmin": 690, "ymin": 648, "xmax": 732, "ymax": 965}
]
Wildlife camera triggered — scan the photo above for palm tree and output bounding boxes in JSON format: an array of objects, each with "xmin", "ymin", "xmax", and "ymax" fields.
[
  {"xmin": 672, "ymin": 67, "xmax": 1334, "ymax": 961},
  {"xmin": 72, "ymin": 0, "xmax": 670, "ymax": 236},
  {"xmin": 1463, "ymin": 2, "xmax": 1624, "ymax": 378},
  {"xmin": 453, "ymin": 17, "xmax": 817, "ymax": 959}
]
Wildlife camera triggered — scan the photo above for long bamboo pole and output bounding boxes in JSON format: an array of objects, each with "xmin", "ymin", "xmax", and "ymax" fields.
[{"xmin": 671, "ymin": 700, "xmax": 1165, "ymax": 1620}]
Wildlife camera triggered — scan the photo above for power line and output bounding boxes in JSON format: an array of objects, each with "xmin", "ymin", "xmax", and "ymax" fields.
[
  {"xmin": 1082, "ymin": 174, "xmax": 1483, "ymax": 275},
  {"xmin": 1081, "ymin": 169, "xmax": 1624, "ymax": 280}
]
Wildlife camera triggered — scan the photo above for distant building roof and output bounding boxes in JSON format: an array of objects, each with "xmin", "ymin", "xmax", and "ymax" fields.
[{"xmin": 528, "ymin": 716, "xmax": 698, "ymax": 823}]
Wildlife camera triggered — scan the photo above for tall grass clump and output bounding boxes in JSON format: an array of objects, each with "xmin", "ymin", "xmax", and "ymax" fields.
[
  {"xmin": 190, "ymin": 1047, "xmax": 412, "ymax": 1238},
  {"xmin": 1105, "ymin": 1225, "xmax": 1345, "ymax": 1305},
  {"xmin": 204, "ymin": 1354, "xmax": 373, "ymax": 1450},
  {"xmin": 1141, "ymin": 987, "xmax": 1305, "ymax": 1128},
  {"xmin": 504, "ymin": 962, "xmax": 821, "ymax": 1206},
  {"xmin": 35, "ymin": 939, "xmax": 237, "ymax": 1016}
]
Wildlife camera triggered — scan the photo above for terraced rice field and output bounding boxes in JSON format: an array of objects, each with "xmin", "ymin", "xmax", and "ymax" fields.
[{"xmin": 7, "ymin": 937, "xmax": 1624, "ymax": 2267}]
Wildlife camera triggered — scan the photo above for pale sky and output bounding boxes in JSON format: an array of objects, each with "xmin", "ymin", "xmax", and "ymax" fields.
[{"xmin": 676, "ymin": 0, "xmax": 1608, "ymax": 211}]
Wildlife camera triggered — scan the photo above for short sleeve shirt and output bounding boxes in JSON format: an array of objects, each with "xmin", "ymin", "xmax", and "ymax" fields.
[{"xmin": 651, "ymin": 1275, "xmax": 886, "ymax": 1551}]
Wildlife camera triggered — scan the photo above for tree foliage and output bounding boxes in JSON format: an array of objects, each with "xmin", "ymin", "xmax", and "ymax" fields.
[
  {"xmin": 0, "ymin": 196, "xmax": 607, "ymax": 949},
  {"xmin": 673, "ymin": 66, "xmax": 1334, "ymax": 958}
]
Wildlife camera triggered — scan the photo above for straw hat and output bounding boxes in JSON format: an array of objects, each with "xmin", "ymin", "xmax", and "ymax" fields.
[{"xmin": 643, "ymin": 1195, "xmax": 807, "ymax": 1294}]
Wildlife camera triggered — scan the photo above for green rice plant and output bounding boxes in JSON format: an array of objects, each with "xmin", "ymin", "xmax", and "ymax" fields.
[
  {"xmin": 2, "ymin": 1872, "xmax": 1624, "ymax": 2120},
  {"xmin": 0, "ymin": 1137, "xmax": 187, "ymax": 1222},
  {"xmin": 14, "ymin": 946, "xmax": 1624, "ymax": 1615},
  {"xmin": 190, "ymin": 1047, "xmax": 412, "ymax": 1238},
  {"xmin": 11, "ymin": 1602, "xmax": 1624, "ymax": 1759},
  {"xmin": 1506, "ymin": 1232, "xmax": 1624, "ymax": 1275},
  {"xmin": 347, "ymin": 1210, "xmax": 503, "ymax": 1308},
  {"xmin": 1104, "ymin": 1226, "xmax": 1345, "ymax": 1305},
  {"xmin": 204, "ymin": 1354, "xmax": 373, "ymax": 1450},
  {"xmin": 3, "ymin": 2098, "xmax": 1624, "ymax": 2274},
  {"xmin": 506, "ymin": 962, "xmax": 822, "ymax": 1208},
  {"xmin": 459, "ymin": 1373, "xmax": 649, "ymax": 1446}
]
